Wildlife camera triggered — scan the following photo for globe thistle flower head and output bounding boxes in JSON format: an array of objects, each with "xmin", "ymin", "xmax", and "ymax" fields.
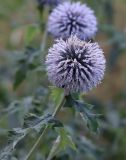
[
  {"xmin": 37, "ymin": 0, "xmax": 64, "ymax": 6},
  {"xmin": 48, "ymin": 2, "xmax": 97, "ymax": 40},
  {"xmin": 46, "ymin": 36, "xmax": 106, "ymax": 93}
]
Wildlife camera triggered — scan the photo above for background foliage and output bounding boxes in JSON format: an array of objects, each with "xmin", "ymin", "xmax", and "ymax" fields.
[{"xmin": 0, "ymin": 0, "xmax": 126, "ymax": 160}]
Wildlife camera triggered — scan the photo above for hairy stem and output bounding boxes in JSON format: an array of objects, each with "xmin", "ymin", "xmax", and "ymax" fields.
[{"xmin": 24, "ymin": 94, "xmax": 66, "ymax": 160}]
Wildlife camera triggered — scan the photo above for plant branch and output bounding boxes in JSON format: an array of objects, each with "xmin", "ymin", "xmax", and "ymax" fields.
[{"xmin": 24, "ymin": 94, "xmax": 66, "ymax": 160}]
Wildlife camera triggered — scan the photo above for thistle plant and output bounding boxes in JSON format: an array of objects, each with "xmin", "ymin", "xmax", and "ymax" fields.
[
  {"xmin": 0, "ymin": 0, "xmax": 106, "ymax": 160},
  {"xmin": 48, "ymin": 2, "xmax": 97, "ymax": 40},
  {"xmin": 37, "ymin": 0, "xmax": 65, "ymax": 6},
  {"xmin": 46, "ymin": 35, "xmax": 105, "ymax": 93}
]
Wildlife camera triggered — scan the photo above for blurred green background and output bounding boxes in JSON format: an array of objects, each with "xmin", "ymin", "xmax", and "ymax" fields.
[{"xmin": 0, "ymin": 0, "xmax": 126, "ymax": 160}]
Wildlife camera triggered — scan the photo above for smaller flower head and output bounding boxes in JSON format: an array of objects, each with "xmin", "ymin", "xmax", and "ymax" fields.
[
  {"xmin": 46, "ymin": 36, "xmax": 106, "ymax": 93},
  {"xmin": 37, "ymin": 0, "xmax": 64, "ymax": 6},
  {"xmin": 48, "ymin": 2, "xmax": 97, "ymax": 40}
]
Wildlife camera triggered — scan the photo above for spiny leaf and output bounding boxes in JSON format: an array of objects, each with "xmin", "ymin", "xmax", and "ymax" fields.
[
  {"xmin": 23, "ymin": 113, "xmax": 63, "ymax": 132},
  {"xmin": 0, "ymin": 97, "xmax": 36, "ymax": 121},
  {"xmin": 58, "ymin": 128, "xmax": 77, "ymax": 151},
  {"xmin": 0, "ymin": 146, "xmax": 18, "ymax": 160},
  {"xmin": 65, "ymin": 95, "xmax": 100, "ymax": 132},
  {"xmin": 75, "ymin": 100, "xmax": 100, "ymax": 132},
  {"xmin": 1, "ymin": 113, "xmax": 63, "ymax": 159},
  {"xmin": 47, "ymin": 127, "xmax": 76, "ymax": 160},
  {"xmin": 23, "ymin": 113, "xmax": 52, "ymax": 132},
  {"xmin": 0, "ymin": 128, "xmax": 28, "ymax": 160},
  {"xmin": 0, "ymin": 145, "xmax": 13, "ymax": 160},
  {"xmin": 8, "ymin": 128, "xmax": 28, "ymax": 149}
]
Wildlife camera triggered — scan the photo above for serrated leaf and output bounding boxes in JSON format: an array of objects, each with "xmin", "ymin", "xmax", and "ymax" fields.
[
  {"xmin": 0, "ymin": 145, "xmax": 13, "ymax": 160},
  {"xmin": 8, "ymin": 128, "xmax": 28, "ymax": 149},
  {"xmin": 80, "ymin": 111, "xmax": 99, "ymax": 133},
  {"xmin": 0, "ymin": 128, "xmax": 28, "ymax": 160},
  {"xmin": 1, "ymin": 113, "xmax": 63, "ymax": 159},
  {"xmin": 47, "ymin": 128, "xmax": 76, "ymax": 160},
  {"xmin": 0, "ymin": 144, "xmax": 18, "ymax": 160},
  {"xmin": 59, "ymin": 128, "xmax": 77, "ymax": 151},
  {"xmin": 75, "ymin": 100, "xmax": 99, "ymax": 132},
  {"xmin": 23, "ymin": 113, "xmax": 52, "ymax": 132},
  {"xmin": 65, "ymin": 95, "xmax": 100, "ymax": 132},
  {"xmin": 23, "ymin": 113, "xmax": 63, "ymax": 132}
]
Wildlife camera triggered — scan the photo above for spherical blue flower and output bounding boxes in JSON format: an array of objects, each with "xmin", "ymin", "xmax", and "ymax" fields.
[
  {"xmin": 48, "ymin": 2, "xmax": 97, "ymax": 40},
  {"xmin": 46, "ymin": 36, "xmax": 106, "ymax": 93},
  {"xmin": 37, "ymin": 0, "xmax": 64, "ymax": 6}
]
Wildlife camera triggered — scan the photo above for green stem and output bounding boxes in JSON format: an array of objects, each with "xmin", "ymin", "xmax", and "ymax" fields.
[
  {"xmin": 24, "ymin": 125, "xmax": 48, "ymax": 160},
  {"xmin": 39, "ymin": 6, "xmax": 50, "ymax": 62},
  {"xmin": 24, "ymin": 94, "xmax": 66, "ymax": 160},
  {"xmin": 53, "ymin": 94, "xmax": 66, "ymax": 117}
]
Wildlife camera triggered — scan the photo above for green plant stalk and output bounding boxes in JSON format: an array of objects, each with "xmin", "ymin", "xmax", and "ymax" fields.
[
  {"xmin": 24, "ymin": 94, "xmax": 66, "ymax": 160},
  {"xmin": 40, "ymin": 6, "xmax": 51, "ymax": 60}
]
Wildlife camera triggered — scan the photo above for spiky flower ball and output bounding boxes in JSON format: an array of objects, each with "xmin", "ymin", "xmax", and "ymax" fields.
[
  {"xmin": 46, "ymin": 36, "xmax": 106, "ymax": 93},
  {"xmin": 48, "ymin": 2, "xmax": 97, "ymax": 40},
  {"xmin": 37, "ymin": 0, "xmax": 64, "ymax": 6}
]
